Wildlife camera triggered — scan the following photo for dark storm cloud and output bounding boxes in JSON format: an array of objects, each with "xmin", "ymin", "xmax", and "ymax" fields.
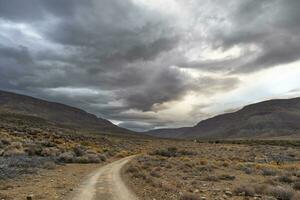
[
  {"xmin": 118, "ymin": 65, "xmax": 239, "ymax": 111},
  {"xmin": 172, "ymin": 0, "xmax": 300, "ymax": 74},
  {"xmin": 0, "ymin": 0, "xmax": 45, "ymax": 22},
  {"xmin": 118, "ymin": 67, "xmax": 191, "ymax": 111},
  {"xmin": 0, "ymin": 0, "xmax": 185, "ymax": 114},
  {"xmin": 208, "ymin": 0, "xmax": 300, "ymax": 73},
  {"xmin": 39, "ymin": 0, "xmax": 180, "ymax": 69},
  {"xmin": 0, "ymin": 44, "xmax": 36, "ymax": 92},
  {"xmin": 0, "ymin": 45, "xmax": 33, "ymax": 64},
  {"xmin": 0, "ymin": 0, "xmax": 85, "ymax": 22},
  {"xmin": 0, "ymin": 0, "xmax": 300, "ymax": 130}
]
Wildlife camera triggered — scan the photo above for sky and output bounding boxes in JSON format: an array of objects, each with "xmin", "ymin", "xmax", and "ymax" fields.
[{"xmin": 0, "ymin": 0, "xmax": 300, "ymax": 131}]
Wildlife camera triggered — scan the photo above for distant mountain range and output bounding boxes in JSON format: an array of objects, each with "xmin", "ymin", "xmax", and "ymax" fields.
[
  {"xmin": 0, "ymin": 90, "xmax": 133, "ymax": 135},
  {"xmin": 2, "ymin": 90, "xmax": 300, "ymax": 139},
  {"xmin": 146, "ymin": 97, "xmax": 300, "ymax": 139}
]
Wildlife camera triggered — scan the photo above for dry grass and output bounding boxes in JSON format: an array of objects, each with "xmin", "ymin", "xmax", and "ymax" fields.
[{"xmin": 125, "ymin": 140, "xmax": 300, "ymax": 200}]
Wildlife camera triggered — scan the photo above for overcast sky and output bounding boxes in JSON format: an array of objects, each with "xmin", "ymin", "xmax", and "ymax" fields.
[{"xmin": 1, "ymin": 0, "xmax": 300, "ymax": 131}]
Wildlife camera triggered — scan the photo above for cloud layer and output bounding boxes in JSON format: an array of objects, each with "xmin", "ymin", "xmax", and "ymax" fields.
[{"xmin": 1, "ymin": 0, "xmax": 300, "ymax": 130}]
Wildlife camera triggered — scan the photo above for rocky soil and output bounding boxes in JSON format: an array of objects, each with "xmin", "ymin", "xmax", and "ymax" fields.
[
  {"xmin": 125, "ymin": 141, "xmax": 300, "ymax": 200},
  {"xmin": 0, "ymin": 161, "xmax": 101, "ymax": 200},
  {"xmin": 0, "ymin": 121, "xmax": 148, "ymax": 200}
]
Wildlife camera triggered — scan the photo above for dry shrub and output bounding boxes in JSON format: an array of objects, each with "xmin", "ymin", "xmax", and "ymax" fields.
[
  {"xmin": 98, "ymin": 154, "xmax": 107, "ymax": 161},
  {"xmin": 278, "ymin": 175, "xmax": 293, "ymax": 184},
  {"xmin": 222, "ymin": 161, "xmax": 229, "ymax": 167},
  {"xmin": 196, "ymin": 165, "xmax": 213, "ymax": 172},
  {"xmin": 199, "ymin": 160, "xmax": 208, "ymax": 165},
  {"xmin": 152, "ymin": 147, "xmax": 196, "ymax": 158},
  {"xmin": 43, "ymin": 161, "xmax": 56, "ymax": 170},
  {"xmin": 234, "ymin": 185, "xmax": 255, "ymax": 197},
  {"xmin": 180, "ymin": 192, "xmax": 201, "ymax": 200},
  {"xmin": 202, "ymin": 175, "xmax": 219, "ymax": 182},
  {"xmin": 75, "ymin": 154, "xmax": 101, "ymax": 163},
  {"xmin": 243, "ymin": 167, "xmax": 254, "ymax": 174},
  {"xmin": 219, "ymin": 174, "xmax": 235, "ymax": 181},
  {"xmin": 150, "ymin": 179, "xmax": 162, "ymax": 188},
  {"xmin": 162, "ymin": 183, "xmax": 177, "ymax": 193},
  {"xmin": 264, "ymin": 178, "xmax": 278, "ymax": 186},
  {"xmin": 115, "ymin": 150, "xmax": 130, "ymax": 158},
  {"xmin": 73, "ymin": 145, "xmax": 86, "ymax": 156},
  {"xmin": 262, "ymin": 169, "xmax": 277, "ymax": 176},
  {"xmin": 153, "ymin": 147, "xmax": 178, "ymax": 157},
  {"xmin": 235, "ymin": 163, "xmax": 246, "ymax": 170},
  {"xmin": 125, "ymin": 164, "xmax": 146, "ymax": 179},
  {"xmin": 267, "ymin": 186, "xmax": 294, "ymax": 200},
  {"xmin": 25, "ymin": 143, "xmax": 43, "ymax": 156},
  {"xmin": 58, "ymin": 151, "xmax": 75, "ymax": 163},
  {"xmin": 253, "ymin": 184, "xmax": 269, "ymax": 194},
  {"xmin": 150, "ymin": 170, "xmax": 161, "ymax": 178},
  {"xmin": 145, "ymin": 176, "xmax": 155, "ymax": 185},
  {"xmin": 126, "ymin": 165, "xmax": 140, "ymax": 174},
  {"xmin": 293, "ymin": 182, "xmax": 300, "ymax": 191}
]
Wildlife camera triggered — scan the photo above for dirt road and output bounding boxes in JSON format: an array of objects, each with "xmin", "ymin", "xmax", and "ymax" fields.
[{"xmin": 70, "ymin": 156, "xmax": 138, "ymax": 200}]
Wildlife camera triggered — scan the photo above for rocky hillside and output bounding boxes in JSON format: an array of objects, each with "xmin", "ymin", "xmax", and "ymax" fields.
[
  {"xmin": 146, "ymin": 97, "xmax": 300, "ymax": 139},
  {"xmin": 146, "ymin": 127, "xmax": 190, "ymax": 139},
  {"xmin": 0, "ymin": 90, "xmax": 133, "ymax": 135},
  {"xmin": 0, "ymin": 90, "xmax": 146, "ymax": 183}
]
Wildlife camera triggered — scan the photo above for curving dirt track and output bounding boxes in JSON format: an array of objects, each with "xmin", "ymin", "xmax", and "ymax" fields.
[{"xmin": 70, "ymin": 156, "xmax": 138, "ymax": 200}]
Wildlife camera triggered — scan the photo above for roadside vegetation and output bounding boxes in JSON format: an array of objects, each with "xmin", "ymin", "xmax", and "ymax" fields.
[
  {"xmin": 0, "ymin": 117, "xmax": 147, "ymax": 180},
  {"xmin": 1, "ymin": 113, "xmax": 300, "ymax": 200},
  {"xmin": 125, "ymin": 141, "xmax": 300, "ymax": 200},
  {"xmin": 201, "ymin": 139, "xmax": 300, "ymax": 147},
  {"xmin": 0, "ymin": 115, "xmax": 150, "ymax": 200}
]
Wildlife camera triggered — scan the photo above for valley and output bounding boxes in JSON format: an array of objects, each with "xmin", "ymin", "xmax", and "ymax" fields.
[
  {"xmin": 2, "ymin": 1, "xmax": 300, "ymax": 199},
  {"xmin": 0, "ymin": 91, "xmax": 300, "ymax": 200}
]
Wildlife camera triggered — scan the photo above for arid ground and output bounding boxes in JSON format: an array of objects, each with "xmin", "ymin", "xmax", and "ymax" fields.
[
  {"xmin": 1, "ymin": 127, "xmax": 300, "ymax": 200},
  {"xmin": 124, "ymin": 140, "xmax": 300, "ymax": 200}
]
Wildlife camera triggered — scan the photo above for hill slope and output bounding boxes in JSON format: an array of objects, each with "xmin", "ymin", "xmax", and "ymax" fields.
[
  {"xmin": 0, "ymin": 90, "xmax": 133, "ymax": 135},
  {"xmin": 146, "ymin": 97, "xmax": 300, "ymax": 139}
]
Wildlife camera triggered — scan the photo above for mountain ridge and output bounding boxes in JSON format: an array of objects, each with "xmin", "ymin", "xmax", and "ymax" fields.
[
  {"xmin": 0, "ymin": 90, "xmax": 134, "ymax": 135},
  {"xmin": 146, "ymin": 97, "xmax": 300, "ymax": 139}
]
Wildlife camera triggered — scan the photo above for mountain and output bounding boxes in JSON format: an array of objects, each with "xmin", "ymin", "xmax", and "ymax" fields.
[
  {"xmin": 146, "ymin": 97, "xmax": 300, "ymax": 139},
  {"xmin": 146, "ymin": 127, "xmax": 190, "ymax": 138},
  {"xmin": 0, "ymin": 90, "xmax": 133, "ymax": 135}
]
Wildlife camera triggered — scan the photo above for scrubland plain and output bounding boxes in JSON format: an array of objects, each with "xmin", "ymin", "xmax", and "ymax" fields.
[{"xmin": 125, "ymin": 140, "xmax": 300, "ymax": 200}]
